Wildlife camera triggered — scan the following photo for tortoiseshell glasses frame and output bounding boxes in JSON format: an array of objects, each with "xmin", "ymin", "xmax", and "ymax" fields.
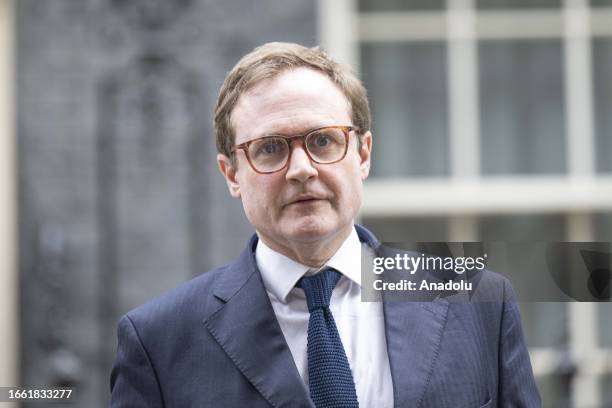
[{"xmin": 231, "ymin": 125, "xmax": 360, "ymax": 174}]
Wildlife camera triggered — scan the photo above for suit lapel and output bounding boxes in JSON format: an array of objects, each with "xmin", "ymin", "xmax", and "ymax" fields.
[
  {"xmin": 203, "ymin": 237, "xmax": 312, "ymax": 408},
  {"xmin": 355, "ymin": 225, "xmax": 450, "ymax": 407},
  {"xmin": 383, "ymin": 297, "xmax": 449, "ymax": 407}
]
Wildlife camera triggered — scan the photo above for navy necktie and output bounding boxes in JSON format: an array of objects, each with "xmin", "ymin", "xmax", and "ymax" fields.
[{"xmin": 297, "ymin": 268, "xmax": 359, "ymax": 408}]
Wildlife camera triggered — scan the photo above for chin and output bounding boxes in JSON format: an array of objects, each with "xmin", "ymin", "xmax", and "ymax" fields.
[{"xmin": 284, "ymin": 217, "xmax": 336, "ymax": 243}]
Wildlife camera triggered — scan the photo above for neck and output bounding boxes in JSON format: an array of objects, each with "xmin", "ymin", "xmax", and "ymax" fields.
[{"xmin": 257, "ymin": 225, "xmax": 353, "ymax": 268}]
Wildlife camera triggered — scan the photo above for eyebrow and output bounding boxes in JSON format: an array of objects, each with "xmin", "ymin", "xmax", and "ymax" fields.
[{"xmin": 259, "ymin": 125, "xmax": 330, "ymax": 139}]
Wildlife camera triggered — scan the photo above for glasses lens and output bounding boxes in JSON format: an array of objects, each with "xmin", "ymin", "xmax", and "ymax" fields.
[
  {"xmin": 248, "ymin": 137, "xmax": 289, "ymax": 172},
  {"xmin": 305, "ymin": 127, "xmax": 347, "ymax": 163}
]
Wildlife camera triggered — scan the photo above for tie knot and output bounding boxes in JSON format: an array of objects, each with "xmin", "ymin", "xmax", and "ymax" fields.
[{"xmin": 297, "ymin": 268, "xmax": 342, "ymax": 312}]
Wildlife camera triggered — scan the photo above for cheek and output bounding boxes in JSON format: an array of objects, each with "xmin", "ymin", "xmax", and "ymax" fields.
[
  {"xmin": 343, "ymin": 181, "xmax": 363, "ymax": 210},
  {"xmin": 344, "ymin": 165, "xmax": 365, "ymax": 208},
  {"xmin": 326, "ymin": 166, "xmax": 363, "ymax": 208},
  {"xmin": 238, "ymin": 173, "xmax": 281, "ymax": 215}
]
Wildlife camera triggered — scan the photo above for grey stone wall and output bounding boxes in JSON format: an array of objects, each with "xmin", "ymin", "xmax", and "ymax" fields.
[{"xmin": 17, "ymin": 0, "xmax": 316, "ymax": 405}]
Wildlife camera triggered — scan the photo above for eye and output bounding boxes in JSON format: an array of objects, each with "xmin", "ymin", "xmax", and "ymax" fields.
[
  {"xmin": 263, "ymin": 142, "xmax": 279, "ymax": 154},
  {"xmin": 308, "ymin": 129, "xmax": 344, "ymax": 151},
  {"xmin": 256, "ymin": 138, "xmax": 286, "ymax": 156},
  {"xmin": 312, "ymin": 133, "xmax": 332, "ymax": 147}
]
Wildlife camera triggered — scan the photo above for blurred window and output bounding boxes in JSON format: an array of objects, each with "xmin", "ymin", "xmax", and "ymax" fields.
[
  {"xmin": 361, "ymin": 43, "xmax": 449, "ymax": 177},
  {"xmin": 476, "ymin": 0, "xmax": 561, "ymax": 9},
  {"xmin": 536, "ymin": 374, "xmax": 572, "ymax": 407},
  {"xmin": 362, "ymin": 216, "xmax": 448, "ymax": 242},
  {"xmin": 593, "ymin": 39, "xmax": 612, "ymax": 173},
  {"xmin": 592, "ymin": 0, "xmax": 612, "ymax": 7},
  {"xmin": 358, "ymin": 0, "xmax": 445, "ymax": 12},
  {"xmin": 601, "ymin": 374, "xmax": 612, "ymax": 407},
  {"xmin": 479, "ymin": 40, "xmax": 566, "ymax": 175},
  {"xmin": 478, "ymin": 214, "xmax": 566, "ymax": 240},
  {"xmin": 596, "ymin": 214, "xmax": 612, "ymax": 348}
]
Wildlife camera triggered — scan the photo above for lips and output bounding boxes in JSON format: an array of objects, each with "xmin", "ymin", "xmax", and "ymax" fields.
[{"xmin": 285, "ymin": 194, "xmax": 326, "ymax": 206}]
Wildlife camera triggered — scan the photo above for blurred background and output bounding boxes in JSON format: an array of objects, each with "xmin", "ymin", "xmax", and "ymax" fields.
[{"xmin": 0, "ymin": 0, "xmax": 611, "ymax": 406}]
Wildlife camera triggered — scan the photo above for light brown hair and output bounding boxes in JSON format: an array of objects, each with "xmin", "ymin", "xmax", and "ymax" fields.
[{"xmin": 214, "ymin": 42, "xmax": 371, "ymax": 164}]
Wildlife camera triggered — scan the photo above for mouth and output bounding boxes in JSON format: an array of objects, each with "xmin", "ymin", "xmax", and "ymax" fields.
[{"xmin": 286, "ymin": 195, "xmax": 326, "ymax": 207}]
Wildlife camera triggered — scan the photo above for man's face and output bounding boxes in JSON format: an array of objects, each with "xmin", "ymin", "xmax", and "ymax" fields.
[{"xmin": 217, "ymin": 67, "xmax": 372, "ymax": 261}]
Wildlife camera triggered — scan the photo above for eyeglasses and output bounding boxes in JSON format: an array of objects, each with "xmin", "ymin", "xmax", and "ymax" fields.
[{"xmin": 231, "ymin": 125, "xmax": 359, "ymax": 174}]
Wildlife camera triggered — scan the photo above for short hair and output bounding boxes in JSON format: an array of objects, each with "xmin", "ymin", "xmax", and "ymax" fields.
[{"xmin": 214, "ymin": 42, "xmax": 371, "ymax": 163}]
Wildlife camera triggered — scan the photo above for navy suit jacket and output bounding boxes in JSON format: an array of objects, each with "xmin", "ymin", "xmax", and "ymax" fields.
[{"xmin": 111, "ymin": 225, "xmax": 541, "ymax": 407}]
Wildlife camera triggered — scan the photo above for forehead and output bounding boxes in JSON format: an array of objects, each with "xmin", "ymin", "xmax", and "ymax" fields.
[{"xmin": 231, "ymin": 67, "xmax": 351, "ymax": 143}]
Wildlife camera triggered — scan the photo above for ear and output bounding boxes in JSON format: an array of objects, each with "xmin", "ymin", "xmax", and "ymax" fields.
[
  {"xmin": 217, "ymin": 154, "xmax": 241, "ymax": 198},
  {"xmin": 358, "ymin": 131, "xmax": 372, "ymax": 180}
]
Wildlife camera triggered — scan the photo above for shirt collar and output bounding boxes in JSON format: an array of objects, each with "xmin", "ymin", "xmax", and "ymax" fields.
[{"xmin": 256, "ymin": 226, "xmax": 363, "ymax": 303}]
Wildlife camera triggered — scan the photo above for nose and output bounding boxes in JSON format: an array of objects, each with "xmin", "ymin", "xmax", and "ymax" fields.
[{"xmin": 285, "ymin": 142, "xmax": 318, "ymax": 183}]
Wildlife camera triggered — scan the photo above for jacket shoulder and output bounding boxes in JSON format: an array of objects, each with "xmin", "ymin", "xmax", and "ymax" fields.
[{"xmin": 470, "ymin": 268, "xmax": 516, "ymax": 302}]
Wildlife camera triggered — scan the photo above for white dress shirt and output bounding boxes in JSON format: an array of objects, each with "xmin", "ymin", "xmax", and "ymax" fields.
[{"xmin": 256, "ymin": 227, "xmax": 394, "ymax": 408}]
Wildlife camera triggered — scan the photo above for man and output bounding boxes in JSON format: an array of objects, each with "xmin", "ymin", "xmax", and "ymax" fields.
[{"xmin": 111, "ymin": 42, "xmax": 541, "ymax": 407}]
